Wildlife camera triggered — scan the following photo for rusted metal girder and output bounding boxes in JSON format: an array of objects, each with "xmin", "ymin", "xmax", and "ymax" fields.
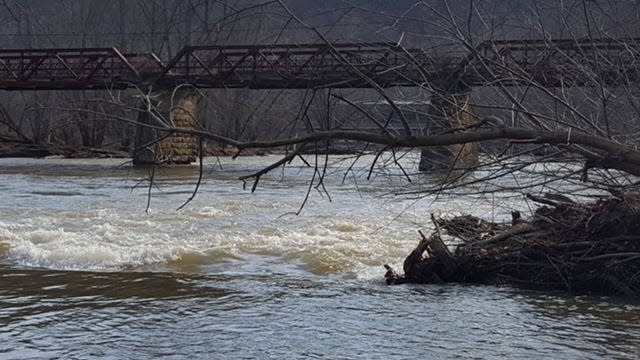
[
  {"xmin": 155, "ymin": 42, "xmax": 455, "ymax": 89},
  {"xmin": 0, "ymin": 48, "xmax": 163, "ymax": 90},
  {"xmin": 0, "ymin": 39, "xmax": 638, "ymax": 91},
  {"xmin": 463, "ymin": 37, "xmax": 640, "ymax": 87}
]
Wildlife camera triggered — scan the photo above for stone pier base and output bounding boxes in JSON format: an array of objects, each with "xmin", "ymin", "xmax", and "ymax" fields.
[
  {"xmin": 133, "ymin": 89, "xmax": 199, "ymax": 165},
  {"xmin": 419, "ymin": 92, "xmax": 478, "ymax": 171}
]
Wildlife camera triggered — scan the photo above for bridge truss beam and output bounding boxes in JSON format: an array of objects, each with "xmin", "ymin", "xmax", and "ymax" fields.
[{"xmin": 0, "ymin": 38, "xmax": 637, "ymax": 91}]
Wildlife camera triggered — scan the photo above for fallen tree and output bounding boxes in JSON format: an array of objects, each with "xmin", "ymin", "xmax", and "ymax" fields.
[{"xmin": 384, "ymin": 192, "xmax": 640, "ymax": 297}]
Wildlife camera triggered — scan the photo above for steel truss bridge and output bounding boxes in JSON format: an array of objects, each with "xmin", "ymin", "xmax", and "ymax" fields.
[{"xmin": 0, "ymin": 38, "xmax": 638, "ymax": 91}]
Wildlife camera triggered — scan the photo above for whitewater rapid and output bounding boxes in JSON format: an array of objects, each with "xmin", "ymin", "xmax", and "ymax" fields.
[{"xmin": 0, "ymin": 154, "xmax": 513, "ymax": 278}]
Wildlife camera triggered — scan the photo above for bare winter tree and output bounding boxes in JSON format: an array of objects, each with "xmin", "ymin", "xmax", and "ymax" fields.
[
  {"xmin": 138, "ymin": 0, "xmax": 640, "ymax": 203},
  {"xmin": 1, "ymin": 0, "xmax": 640, "ymax": 204},
  {"xmin": 3, "ymin": 0, "xmax": 640, "ymax": 296}
]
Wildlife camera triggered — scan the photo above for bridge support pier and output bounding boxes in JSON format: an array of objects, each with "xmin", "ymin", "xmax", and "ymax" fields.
[
  {"xmin": 419, "ymin": 92, "xmax": 478, "ymax": 171},
  {"xmin": 133, "ymin": 89, "xmax": 199, "ymax": 165}
]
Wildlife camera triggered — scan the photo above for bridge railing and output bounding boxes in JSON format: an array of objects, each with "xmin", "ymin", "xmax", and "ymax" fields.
[
  {"xmin": 464, "ymin": 38, "xmax": 640, "ymax": 86},
  {"xmin": 0, "ymin": 48, "xmax": 161, "ymax": 90},
  {"xmin": 0, "ymin": 39, "xmax": 638, "ymax": 91},
  {"xmin": 156, "ymin": 43, "xmax": 456, "ymax": 88}
]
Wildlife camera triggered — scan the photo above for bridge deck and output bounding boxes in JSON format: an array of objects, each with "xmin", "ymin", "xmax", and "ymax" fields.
[{"xmin": 0, "ymin": 38, "xmax": 637, "ymax": 91}]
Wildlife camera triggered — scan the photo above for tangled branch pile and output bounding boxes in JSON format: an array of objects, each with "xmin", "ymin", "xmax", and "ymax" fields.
[{"xmin": 385, "ymin": 193, "xmax": 640, "ymax": 297}]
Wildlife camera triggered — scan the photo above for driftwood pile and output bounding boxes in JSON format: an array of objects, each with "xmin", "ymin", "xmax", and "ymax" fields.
[{"xmin": 385, "ymin": 192, "xmax": 640, "ymax": 297}]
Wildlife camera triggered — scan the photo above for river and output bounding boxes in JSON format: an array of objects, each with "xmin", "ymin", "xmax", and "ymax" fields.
[{"xmin": 1, "ymin": 154, "xmax": 639, "ymax": 359}]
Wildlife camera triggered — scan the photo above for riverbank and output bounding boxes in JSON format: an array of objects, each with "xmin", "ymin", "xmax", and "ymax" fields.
[
  {"xmin": 0, "ymin": 138, "xmax": 376, "ymax": 159},
  {"xmin": 0, "ymin": 139, "xmax": 130, "ymax": 159},
  {"xmin": 0, "ymin": 139, "xmax": 269, "ymax": 159}
]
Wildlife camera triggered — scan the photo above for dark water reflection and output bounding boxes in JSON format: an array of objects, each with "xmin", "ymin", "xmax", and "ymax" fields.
[{"xmin": 2, "ymin": 265, "xmax": 639, "ymax": 359}]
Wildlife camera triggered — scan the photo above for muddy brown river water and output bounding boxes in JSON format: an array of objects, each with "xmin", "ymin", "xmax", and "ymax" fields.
[{"xmin": 1, "ymin": 155, "xmax": 639, "ymax": 359}]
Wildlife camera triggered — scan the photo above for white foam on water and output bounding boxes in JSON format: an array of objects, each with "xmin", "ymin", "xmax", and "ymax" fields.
[
  {"xmin": 3, "ymin": 225, "xmax": 183, "ymax": 270},
  {"xmin": 185, "ymin": 206, "xmax": 231, "ymax": 217},
  {"xmin": 0, "ymin": 194, "xmax": 494, "ymax": 279},
  {"xmin": 0, "ymin": 199, "xmax": 447, "ymax": 278},
  {"xmin": 211, "ymin": 212, "xmax": 427, "ymax": 279},
  {"xmin": 0, "ymin": 155, "xmax": 528, "ymax": 277}
]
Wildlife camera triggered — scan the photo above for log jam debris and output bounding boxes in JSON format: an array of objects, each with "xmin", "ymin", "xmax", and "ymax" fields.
[{"xmin": 384, "ymin": 192, "xmax": 640, "ymax": 297}]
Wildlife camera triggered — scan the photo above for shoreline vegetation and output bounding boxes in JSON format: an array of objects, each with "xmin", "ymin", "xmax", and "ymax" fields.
[
  {"xmin": 0, "ymin": 137, "xmax": 260, "ymax": 159},
  {"xmin": 385, "ymin": 192, "xmax": 640, "ymax": 298},
  {"xmin": 0, "ymin": 138, "xmax": 130, "ymax": 159},
  {"xmin": 0, "ymin": 137, "xmax": 373, "ymax": 159}
]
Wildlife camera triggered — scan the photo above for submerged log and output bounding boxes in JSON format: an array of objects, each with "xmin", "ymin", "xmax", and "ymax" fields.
[{"xmin": 385, "ymin": 192, "xmax": 640, "ymax": 297}]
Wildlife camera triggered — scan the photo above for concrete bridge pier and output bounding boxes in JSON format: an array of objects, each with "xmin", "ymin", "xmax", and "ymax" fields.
[
  {"xmin": 419, "ymin": 92, "xmax": 478, "ymax": 171},
  {"xmin": 133, "ymin": 89, "xmax": 200, "ymax": 165}
]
